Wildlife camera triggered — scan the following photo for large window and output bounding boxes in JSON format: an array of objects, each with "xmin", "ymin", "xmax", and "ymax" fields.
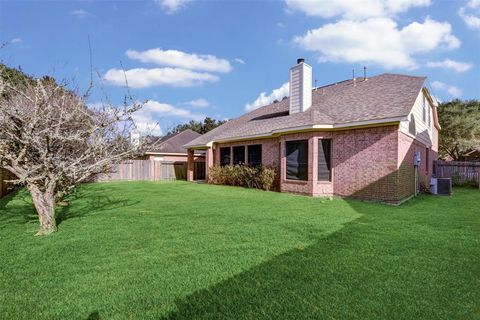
[
  {"xmin": 233, "ymin": 146, "xmax": 245, "ymax": 165},
  {"xmin": 248, "ymin": 145, "xmax": 262, "ymax": 167},
  {"xmin": 286, "ymin": 140, "xmax": 308, "ymax": 181},
  {"xmin": 220, "ymin": 147, "xmax": 230, "ymax": 166},
  {"xmin": 318, "ymin": 139, "xmax": 332, "ymax": 181}
]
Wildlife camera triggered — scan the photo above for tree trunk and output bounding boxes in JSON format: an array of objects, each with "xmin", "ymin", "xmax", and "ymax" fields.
[{"xmin": 28, "ymin": 185, "xmax": 57, "ymax": 236}]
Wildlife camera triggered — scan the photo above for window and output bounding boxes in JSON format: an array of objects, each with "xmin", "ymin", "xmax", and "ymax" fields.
[
  {"xmin": 233, "ymin": 146, "xmax": 245, "ymax": 165},
  {"xmin": 247, "ymin": 144, "xmax": 262, "ymax": 167},
  {"xmin": 220, "ymin": 147, "xmax": 230, "ymax": 166},
  {"xmin": 422, "ymin": 96, "xmax": 427, "ymax": 122},
  {"xmin": 286, "ymin": 140, "xmax": 308, "ymax": 181},
  {"xmin": 318, "ymin": 139, "xmax": 332, "ymax": 181}
]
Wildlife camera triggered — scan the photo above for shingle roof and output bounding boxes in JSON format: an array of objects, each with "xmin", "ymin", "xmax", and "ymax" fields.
[
  {"xmin": 185, "ymin": 73, "xmax": 426, "ymax": 148},
  {"xmin": 149, "ymin": 129, "xmax": 202, "ymax": 154}
]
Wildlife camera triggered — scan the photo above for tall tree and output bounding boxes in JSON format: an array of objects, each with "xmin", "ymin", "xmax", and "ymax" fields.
[
  {"xmin": 438, "ymin": 99, "xmax": 480, "ymax": 160},
  {"xmin": 0, "ymin": 64, "xmax": 145, "ymax": 235},
  {"xmin": 167, "ymin": 117, "xmax": 227, "ymax": 135}
]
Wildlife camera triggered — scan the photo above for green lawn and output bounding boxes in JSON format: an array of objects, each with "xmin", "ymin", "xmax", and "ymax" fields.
[{"xmin": 0, "ymin": 182, "xmax": 479, "ymax": 320}]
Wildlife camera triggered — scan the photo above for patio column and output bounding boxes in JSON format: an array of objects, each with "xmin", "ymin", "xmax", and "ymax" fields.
[
  {"xmin": 187, "ymin": 149, "xmax": 194, "ymax": 181},
  {"xmin": 205, "ymin": 147, "xmax": 214, "ymax": 181}
]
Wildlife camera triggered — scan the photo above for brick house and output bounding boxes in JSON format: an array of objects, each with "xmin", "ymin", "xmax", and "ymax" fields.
[
  {"xmin": 185, "ymin": 59, "xmax": 441, "ymax": 204},
  {"xmin": 141, "ymin": 129, "xmax": 206, "ymax": 180}
]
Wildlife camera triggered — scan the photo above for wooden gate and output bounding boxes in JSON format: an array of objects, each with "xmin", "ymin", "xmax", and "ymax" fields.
[{"xmin": 160, "ymin": 162, "xmax": 187, "ymax": 180}]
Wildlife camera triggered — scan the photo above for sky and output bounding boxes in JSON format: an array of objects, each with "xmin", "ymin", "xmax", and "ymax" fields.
[{"xmin": 1, "ymin": 0, "xmax": 479, "ymax": 135}]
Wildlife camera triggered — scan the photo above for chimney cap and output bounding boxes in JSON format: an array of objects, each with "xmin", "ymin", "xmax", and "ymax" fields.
[{"xmin": 297, "ymin": 58, "xmax": 305, "ymax": 64}]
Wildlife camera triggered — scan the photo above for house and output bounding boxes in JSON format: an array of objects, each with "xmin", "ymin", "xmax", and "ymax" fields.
[
  {"xmin": 142, "ymin": 129, "xmax": 206, "ymax": 180},
  {"xmin": 184, "ymin": 59, "xmax": 441, "ymax": 204}
]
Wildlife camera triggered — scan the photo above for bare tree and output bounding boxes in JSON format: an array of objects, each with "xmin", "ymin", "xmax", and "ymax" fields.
[{"xmin": 0, "ymin": 65, "xmax": 147, "ymax": 235}]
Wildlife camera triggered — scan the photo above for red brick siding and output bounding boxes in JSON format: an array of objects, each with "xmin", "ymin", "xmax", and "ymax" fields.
[
  {"xmin": 397, "ymin": 131, "xmax": 438, "ymax": 200},
  {"xmin": 206, "ymin": 124, "xmax": 434, "ymax": 203},
  {"xmin": 333, "ymin": 126, "xmax": 400, "ymax": 202}
]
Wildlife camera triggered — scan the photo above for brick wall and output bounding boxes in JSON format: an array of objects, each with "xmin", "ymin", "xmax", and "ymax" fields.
[
  {"xmin": 333, "ymin": 126, "xmax": 400, "ymax": 202},
  {"xmin": 397, "ymin": 131, "xmax": 438, "ymax": 201},
  {"xmin": 208, "ymin": 124, "xmax": 435, "ymax": 203}
]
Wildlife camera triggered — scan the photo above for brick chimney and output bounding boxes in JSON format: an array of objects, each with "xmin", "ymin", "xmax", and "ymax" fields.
[{"xmin": 289, "ymin": 58, "xmax": 312, "ymax": 114}]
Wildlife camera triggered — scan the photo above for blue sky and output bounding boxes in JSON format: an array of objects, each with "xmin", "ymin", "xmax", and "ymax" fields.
[{"xmin": 1, "ymin": 0, "xmax": 479, "ymax": 135}]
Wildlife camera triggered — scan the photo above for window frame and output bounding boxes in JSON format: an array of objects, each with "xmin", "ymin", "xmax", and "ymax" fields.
[
  {"xmin": 285, "ymin": 139, "xmax": 309, "ymax": 181},
  {"xmin": 220, "ymin": 147, "xmax": 231, "ymax": 167},
  {"xmin": 247, "ymin": 144, "xmax": 262, "ymax": 167},
  {"xmin": 232, "ymin": 145, "xmax": 246, "ymax": 165},
  {"xmin": 317, "ymin": 139, "xmax": 332, "ymax": 182}
]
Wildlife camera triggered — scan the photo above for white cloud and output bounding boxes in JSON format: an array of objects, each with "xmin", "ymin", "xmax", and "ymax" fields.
[
  {"xmin": 285, "ymin": 0, "xmax": 431, "ymax": 19},
  {"xmin": 277, "ymin": 22, "xmax": 285, "ymax": 28},
  {"xmin": 234, "ymin": 58, "xmax": 245, "ymax": 64},
  {"xmin": 155, "ymin": 0, "xmax": 191, "ymax": 14},
  {"xmin": 144, "ymin": 100, "xmax": 204, "ymax": 119},
  {"xmin": 426, "ymin": 59, "xmax": 473, "ymax": 72},
  {"xmin": 459, "ymin": 0, "xmax": 480, "ymax": 29},
  {"xmin": 184, "ymin": 98, "xmax": 209, "ymax": 108},
  {"xmin": 295, "ymin": 17, "xmax": 460, "ymax": 69},
  {"xmin": 126, "ymin": 48, "xmax": 232, "ymax": 73},
  {"xmin": 245, "ymin": 82, "xmax": 289, "ymax": 112},
  {"xmin": 133, "ymin": 100, "xmax": 205, "ymax": 135},
  {"xmin": 103, "ymin": 67, "xmax": 219, "ymax": 88},
  {"xmin": 11, "ymin": 38, "xmax": 22, "ymax": 44},
  {"xmin": 70, "ymin": 9, "xmax": 93, "ymax": 18},
  {"xmin": 431, "ymin": 81, "xmax": 462, "ymax": 97}
]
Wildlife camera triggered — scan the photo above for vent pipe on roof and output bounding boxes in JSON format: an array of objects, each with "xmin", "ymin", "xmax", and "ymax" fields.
[{"xmin": 289, "ymin": 58, "xmax": 312, "ymax": 114}]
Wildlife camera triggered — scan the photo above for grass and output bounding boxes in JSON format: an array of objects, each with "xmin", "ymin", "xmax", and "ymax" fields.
[{"xmin": 0, "ymin": 182, "xmax": 479, "ymax": 320}]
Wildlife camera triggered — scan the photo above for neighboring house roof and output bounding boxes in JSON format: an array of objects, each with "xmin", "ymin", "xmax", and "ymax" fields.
[
  {"xmin": 148, "ymin": 129, "xmax": 202, "ymax": 154},
  {"xmin": 185, "ymin": 73, "xmax": 426, "ymax": 148}
]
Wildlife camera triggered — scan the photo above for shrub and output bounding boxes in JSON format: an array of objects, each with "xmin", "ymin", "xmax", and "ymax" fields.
[{"xmin": 208, "ymin": 165, "xmax": 277, "ymax": 191}]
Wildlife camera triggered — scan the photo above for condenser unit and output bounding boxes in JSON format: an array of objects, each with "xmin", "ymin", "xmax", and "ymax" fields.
[
  {"xmin": 436, "ymin": 178, "xmax": 452, "ymax": 195},
  {"xmin": 430, "ymin": 178, "xmax": 438, "ymax": 195}
]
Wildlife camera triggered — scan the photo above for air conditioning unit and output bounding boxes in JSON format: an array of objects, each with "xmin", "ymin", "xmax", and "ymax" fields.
[
  {"xmin": 430, "ymin": 178, "xmax": 438, "ymax": 194},
  {"xmin": 437, "ymin": 178, "xmax": 452, "ymax": 195}
]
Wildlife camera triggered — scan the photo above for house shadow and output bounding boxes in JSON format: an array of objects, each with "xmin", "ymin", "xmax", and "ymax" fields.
[{"xmin": 158, "ymin": 194, "xmax": 452, "ymax": 320}]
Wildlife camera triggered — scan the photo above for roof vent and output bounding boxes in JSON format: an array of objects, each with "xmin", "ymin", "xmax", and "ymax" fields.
[{"xmin": 289, "ymin": 58, "xmax": 312, "ymax": 114}]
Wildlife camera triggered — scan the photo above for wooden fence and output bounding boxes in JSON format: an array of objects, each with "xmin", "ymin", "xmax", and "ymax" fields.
[
  {"xmin": 433, "ymin": 160, "xmax": 480, "ymax": 187},
  {"xmin": 97, "ymin": 160, "xmax": 187, "ymax": 182},
  {"xmin": 0, "ymin": 169, "xmax": 16, "ymax": 198}
]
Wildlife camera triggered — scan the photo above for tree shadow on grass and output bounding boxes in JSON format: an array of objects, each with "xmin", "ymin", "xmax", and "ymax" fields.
[
  {"xmin": 0, "ymin": 184, "xmax": 140, "ymax": 228},
  {"xmin": 56, "ymin": 185, "xmax": 140, "ymax": 226},
  {"xmin": 159, "ymin": 198, "xmax": 474, "ymax": 320}
]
